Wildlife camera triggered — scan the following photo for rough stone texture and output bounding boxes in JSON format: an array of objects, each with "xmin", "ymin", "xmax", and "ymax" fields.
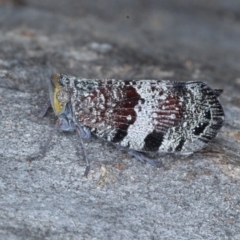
[{"xmin": 0, "ymin": 1, "xmax": 240, "ymax": 239}]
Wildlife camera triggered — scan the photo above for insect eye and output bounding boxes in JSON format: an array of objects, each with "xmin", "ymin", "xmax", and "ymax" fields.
[{"xmin": 56, "ymin": 90, "xmax": 70, "ymax": 103}]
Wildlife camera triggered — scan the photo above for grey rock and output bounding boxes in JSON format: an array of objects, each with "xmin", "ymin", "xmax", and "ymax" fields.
[{"xmin": 1, "ymin": 1, "xmax": 240, "ymax": 239}]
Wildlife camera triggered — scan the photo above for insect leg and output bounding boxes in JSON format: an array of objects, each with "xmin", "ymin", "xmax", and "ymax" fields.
[
  {"xmin": 128, "ymin": 150, "xmax": 164, "ymax": 168},
  {"xmin": 76, "ymin": 125, "xmax": 92, "ymax": 139},
  {"xmin": 38, "ymin": 100, "xmax": 51, "ymax": 118},
  {"xmin": 75, "ymin": 125, "xmax": 91, "ymax": 177},
  {"xmin": 28, "ymin": 121, "xmax": 59, "ymax": 161}
]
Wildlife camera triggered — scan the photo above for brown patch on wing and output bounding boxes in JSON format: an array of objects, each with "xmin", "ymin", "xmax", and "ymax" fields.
[
  {"xmin": 74, "ymin": 85, "xmax": 141, "ymax": 132},
  {"xmin": 151, "ymin": 94, "xmax": 184, "ymax": 133}
]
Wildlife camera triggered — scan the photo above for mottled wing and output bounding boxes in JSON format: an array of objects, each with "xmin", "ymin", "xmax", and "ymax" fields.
[
  {"xmin": 51, "ymin": 74, "xmax": 225, "ymax": 155},
  {"xmin": 72, "ymin": 79, "xmax": 184, "ymax": 152},
  {"xmin": 157, "ymin": 81, "xmax": 224, "ymax": 153}
]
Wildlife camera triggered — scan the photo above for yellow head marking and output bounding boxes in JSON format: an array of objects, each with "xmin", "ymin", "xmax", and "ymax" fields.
[{"xmin": 50, "ymin": 73, "xmax": 69, "ymax": 116}]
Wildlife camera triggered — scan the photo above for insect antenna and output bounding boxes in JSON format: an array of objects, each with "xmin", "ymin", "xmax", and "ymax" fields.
[{"xmin": 75, "ymin": 126, "xmax": 90, "ymax": 177}]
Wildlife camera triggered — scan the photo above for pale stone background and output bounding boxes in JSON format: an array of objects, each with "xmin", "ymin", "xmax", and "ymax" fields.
[{"xmin": 1, "ymin": 0, "xmax": 240, "ymax": 239}]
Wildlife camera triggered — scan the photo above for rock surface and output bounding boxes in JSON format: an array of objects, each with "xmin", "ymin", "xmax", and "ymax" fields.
[{"xmin": 0, "ymin": 0, "xmax": 240, "ymax": 239}]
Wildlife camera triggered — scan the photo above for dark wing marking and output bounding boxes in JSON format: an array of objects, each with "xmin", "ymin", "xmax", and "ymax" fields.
[{"xmin": 73, "ymin": 82, "xmax": 185, "ymax": 148}]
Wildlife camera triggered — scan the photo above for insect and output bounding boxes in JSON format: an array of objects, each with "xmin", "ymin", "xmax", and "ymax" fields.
[{"xmin": 32, "ymin": 73, "xmax": 224, "ymax": 176}]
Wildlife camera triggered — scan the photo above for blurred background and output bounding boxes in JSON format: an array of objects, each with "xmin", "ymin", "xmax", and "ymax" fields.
[{"xmin": 0, "ymin": 0, "xmax": 240, "ymax": 92}]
